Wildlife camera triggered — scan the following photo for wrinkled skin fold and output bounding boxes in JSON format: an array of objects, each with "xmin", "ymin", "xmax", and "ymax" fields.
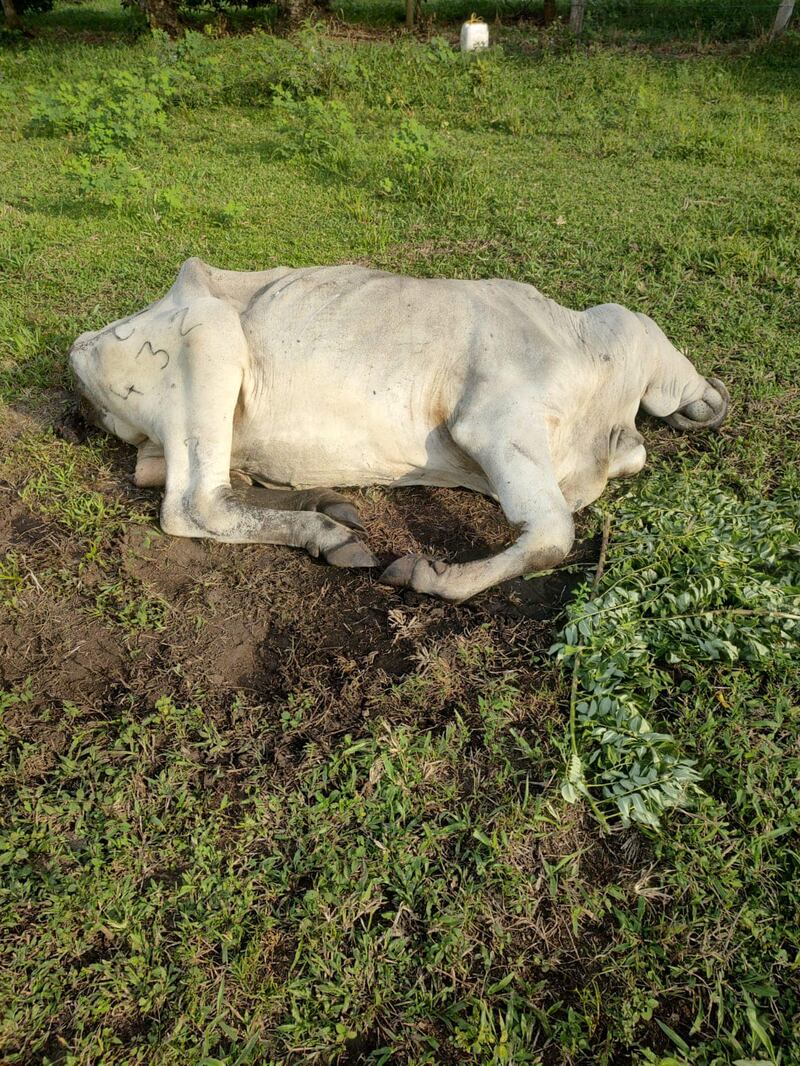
[{"xmin": 69, "ymin": 259, "xmax": 729, "ymax": 601}]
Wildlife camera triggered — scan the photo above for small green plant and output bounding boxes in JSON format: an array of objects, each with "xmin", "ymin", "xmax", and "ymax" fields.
[
  {"xmin": 64, "ymin": 148, "xmax": 148, "ymax": 210},
  {"xmin": 29, "ymin": 69, "xmax": 171, "ymax": 151},
  {"xmin": 390, "ymin": 116, "xmax": 438, "ymax": 174},
  {"xmin": 154, "ymin": 183, "xmax": 189, "ymax": 217},
  {"xmin": 466, "ymin": 55, "xmax": 495, "ymax": 102},
  {"xmin": 272, "ymin": 88, "xmax": 359, "ymax": 178},
  {"xmin": 152, "ymin": 29, "xmax": 223, "ymax": 105},
  {"xmin": 381, "ymin": 115, "xmax": 449, "ymax": 200},
  {"xmin": 0, "ymin": 552, "xmax": 27, "ymax": 607},
  {"xmin": 224, "ymin": 24, "xmax": 363, "ymax": 107},
  {"xmin": 215, "ymin": 198, "xmax": 248, "ymax": 226},
  {"xmin": 280, "ymin": 691, "xmax": 313, "ymax": 733},
  {"xmin": 276, "ymin": 23, "xmax": 362, "ymax": 100},
  {"xmin": 29, "ymin": 69, "xmax": 169, "ymax": 210},
  {"xmin": 26, "ymin": 33, "xmax": 221, "ymax": 210},
  {"xmin": 92, "ymin": 582, "xmax": 169, "ymax": 632},
  {"xmin": 426, "ymin": 36, "xmax": 459, "ymax": 66},
  {"xmin": 552, "ymin": 469, "xmax": 800, "ymax": 828}
]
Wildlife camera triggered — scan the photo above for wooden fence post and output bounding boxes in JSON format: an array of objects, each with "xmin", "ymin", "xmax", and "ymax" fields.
[
  {"xmin": 771, "ymin": 0, "xmax": 796, "ymax": 38},
  {"xmin": 570, "ymin": 0, "xmax": 586, "ymax": 35}
]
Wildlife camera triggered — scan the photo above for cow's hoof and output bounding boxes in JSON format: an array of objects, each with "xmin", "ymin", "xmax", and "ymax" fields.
[
  {"xmin": 379, "ymin": 554, "xmax": 448, "ymax": 593},
  {"xmin": 322, "ymin": 501, "xmax": 365, "ymax": 532},
  {"xmin": 324, "ymin": 537, "xmax": 378, "ymax": 569}
]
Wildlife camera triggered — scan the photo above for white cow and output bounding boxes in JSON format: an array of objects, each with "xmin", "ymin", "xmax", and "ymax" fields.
[{"xmin": 69, "ymin": 259, "xmax": 729, "ymax": 601}]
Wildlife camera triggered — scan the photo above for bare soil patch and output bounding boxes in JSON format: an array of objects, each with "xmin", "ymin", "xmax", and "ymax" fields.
[{"xmin": 1, "ymin": 403, "xmax": 596, "ymax": 776}]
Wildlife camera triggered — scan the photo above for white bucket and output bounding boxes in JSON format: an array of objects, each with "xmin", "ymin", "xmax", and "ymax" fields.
[{"xmin": 460, "ymin": 20, "xmax": 489, "ymax": 51}]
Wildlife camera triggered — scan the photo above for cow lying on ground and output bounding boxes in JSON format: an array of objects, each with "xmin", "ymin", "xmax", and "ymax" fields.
[{"xmin": 69, "ymin": 259, "xmax": 729, "ymax": 601}]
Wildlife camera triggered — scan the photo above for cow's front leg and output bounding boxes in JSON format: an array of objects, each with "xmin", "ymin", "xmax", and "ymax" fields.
[
  {"xmin": 162, "ymin": 443, "xmax": 376, "ymax": 567},
  {"xmin": 157, "ymin": 335, "xmax": 376, "ymax": 569},
  {"xmin": 135, "ymin": 454, "xmax": 364, "ymax": 531},
  {"xmin": 232, "ymin": 482, "xmax": 365, "ymax": 532},
  {"xmin": 381, "ymin": 412, "xmax": 574, "ymax": 602}
]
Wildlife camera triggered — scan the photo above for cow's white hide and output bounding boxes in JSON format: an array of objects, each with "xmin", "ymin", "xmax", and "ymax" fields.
[{"xmin": 69, "ymin": 259, "xmax": 729, "ymax": 601}]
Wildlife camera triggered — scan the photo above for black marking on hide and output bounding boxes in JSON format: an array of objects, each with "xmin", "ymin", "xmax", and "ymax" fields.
[
  {"xmin": 93, "ymin": 299, "xmax": 159, "ymax": 346},
  {"xmin": 136, "ymin": 340, "xmax": 170, "ymax": 370},
  {"xmin": 509, "ymin": 440, "xmax": 539, "ymax": 465},
  {"xmin": 96, "ymin": 311, "xmax": 138, "ymax": 341},
  {"xmin": 109, "ymin": 384, "xmax": 144, "ymax": 401},
  {"xmin": 171, "ymin": 306, "xmax": 203, "ymax": 337}
]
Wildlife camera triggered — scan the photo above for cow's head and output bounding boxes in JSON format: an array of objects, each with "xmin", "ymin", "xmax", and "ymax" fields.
[{"xmin": 68, "ymin": 328, "xmax": 146, "ymax": 445}]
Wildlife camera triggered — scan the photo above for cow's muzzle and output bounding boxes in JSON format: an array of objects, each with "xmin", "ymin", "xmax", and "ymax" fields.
[{"xmin": 665, "ymin": 376, "xmax": 730, "ymax": 432}]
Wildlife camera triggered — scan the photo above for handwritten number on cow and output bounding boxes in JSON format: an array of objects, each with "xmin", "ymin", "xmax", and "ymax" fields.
[{"xmin": 136, "ymin": 340, "xmax": 170, "ymax": 370}]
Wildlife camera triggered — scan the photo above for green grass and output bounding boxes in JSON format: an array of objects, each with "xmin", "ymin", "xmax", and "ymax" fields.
[{"xmin": 1, "ymin": 3, "xmax": 799, "ymax": 1063}]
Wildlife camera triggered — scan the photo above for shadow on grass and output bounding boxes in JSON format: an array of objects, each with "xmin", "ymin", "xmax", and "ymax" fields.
[
  {"xmin": 726, "ymin": 33, "xmax": 800, "ymax": 96},
  {"xmin": 19, "ymin": 0, "xmax": 144, "ymax": 35},
  {"xmin": 5, "ymin": 0, "xmax": 277, "ymax": 40}
]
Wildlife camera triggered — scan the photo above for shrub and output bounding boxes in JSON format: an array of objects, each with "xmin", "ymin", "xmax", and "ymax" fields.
[
  {"xmin": 271, "ymin": 88, "xmax": 360, "ymax": 177},
  {"xmin": 26, "ymin": 32, "xmax": 221, "ymax": 208},
  {"xmin": 551, "ymin": 469, "xmax": 800, "ymax": 828},
  {"xmin": 29, "ymin": 68, "xmax": 171, "ymax": 151},
  {"xmin": 223, "ymin": 24, "xmax": 364, "ymax": 106}
]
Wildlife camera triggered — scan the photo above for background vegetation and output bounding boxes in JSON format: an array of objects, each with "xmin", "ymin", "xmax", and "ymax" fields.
[{"xmin": 1, "ymin": 2, "xmax": 799, "ymax": 1063}]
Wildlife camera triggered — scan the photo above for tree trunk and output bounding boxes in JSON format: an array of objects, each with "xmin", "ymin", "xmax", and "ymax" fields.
[
  {"xmin": 543, "ymin": 0, "xmax": 556, "ymax": 25},
  {"xmin": 405, "ymin": 0, "xmax": 414, "ymax": 29},
  {"xmin": 569, "ymin": 0, "xmax": 586, "ymax": 35},
  {"xmin": 277, "ymin": 0, "xmax": 315, "ymax": 29},
  {"xmin": 771, "ymin": 0, "xmax": 795, "ymax": 38},
  {"xmin": 133, "ymin": 0, "xmax": 182, "ymax": 35},
  {"xmin": 1, "ymin": 0, "xmax": 23, "ymax": 31}
]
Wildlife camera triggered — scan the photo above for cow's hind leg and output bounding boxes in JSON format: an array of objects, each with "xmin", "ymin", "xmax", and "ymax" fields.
[
  {"xmin": 380, "ymin": 410, "xmax": 574, "ymax": 601},
  {"xmin": 157, "ymin": 311, "xmax": 377, "ymax": 569},
  {"xmin": 134, "ymin": 440, "xmax": 167, "ymax": 488}
]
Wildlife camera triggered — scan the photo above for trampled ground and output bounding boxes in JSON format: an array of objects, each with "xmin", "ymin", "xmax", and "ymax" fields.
[{"xmin": 1, "ymin": 3, "xmax": 799, "ymax": 1063}]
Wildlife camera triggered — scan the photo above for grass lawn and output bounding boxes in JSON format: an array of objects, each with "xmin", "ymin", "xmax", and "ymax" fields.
[{"xmin": 0, "ymin": 2, "xmax": 799, "ymax": 1063}]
